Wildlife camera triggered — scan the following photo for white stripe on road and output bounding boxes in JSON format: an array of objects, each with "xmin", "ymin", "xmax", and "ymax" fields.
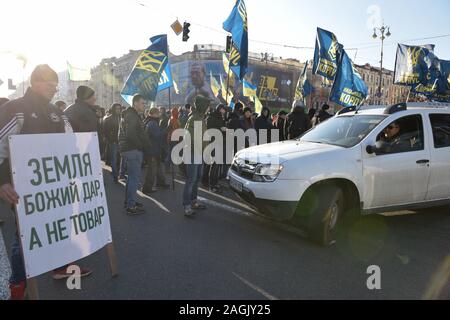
[
  {"xmin": 233, "ymin": 272, "xmax": 279, "ymax": 301},
  {"xmin": 117, "ymin": 180, "xmax": 172, "ymax": 214},
  {"xmin": 174, "ymin": 179, "xmax": 258, "ymax": 214}
]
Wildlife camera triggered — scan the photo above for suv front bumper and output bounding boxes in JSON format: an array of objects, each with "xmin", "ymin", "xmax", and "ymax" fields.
[{"xmin": 228, "ymin": 170, "xmax": 308, "ymax": 221}]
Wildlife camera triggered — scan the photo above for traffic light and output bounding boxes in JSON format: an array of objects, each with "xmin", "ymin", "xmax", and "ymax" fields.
[
  {"xmin": 226, "ymin": 36, "xmax": 233, "ymax": 53},
  {"xmin": 182, "ymin": 22, "xmax": 191, "ymax": 42}
]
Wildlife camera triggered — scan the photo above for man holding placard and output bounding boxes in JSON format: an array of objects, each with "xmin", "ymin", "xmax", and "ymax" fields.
[{"xmin": 0, "ymin": 65, "xmax": 92, "ymax": 300}]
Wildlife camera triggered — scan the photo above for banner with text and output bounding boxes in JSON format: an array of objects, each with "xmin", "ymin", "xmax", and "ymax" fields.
[{"xmin": 9, "ymin": 133, "xmax": 112, "ymax": 279}]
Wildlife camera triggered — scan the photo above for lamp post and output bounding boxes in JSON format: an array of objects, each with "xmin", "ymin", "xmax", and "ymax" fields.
[{"xmin": 372, "ymin": 23, "xmax": 391, "ymax": 105}]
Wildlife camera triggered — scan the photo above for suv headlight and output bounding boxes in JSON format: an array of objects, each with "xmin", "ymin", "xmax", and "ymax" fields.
[{"xmin": 253, "ymin": 164, "xmax": 284, "ymax": 182}]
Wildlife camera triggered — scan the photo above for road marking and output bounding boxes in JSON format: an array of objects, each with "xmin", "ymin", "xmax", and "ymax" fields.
[
  {"xmin": 233, "ymin": 272, "xmax": 279, "ymax": 301},
  {"xmin": 117, "ymin": 180, "xmax": 172, "ymax": 214},
  {"xmin": 174, "ymin": 179, "xmax": 258, "ymax": 214}
]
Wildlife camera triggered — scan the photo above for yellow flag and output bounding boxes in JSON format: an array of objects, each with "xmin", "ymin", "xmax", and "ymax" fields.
[
  {"xmin": 210, "ymin": 71, "xmax": 220, "ymax": 98},
  {"xmin": 253, "ymin": 96, "xmax": 263, "ymax": 115},
  {"xmin": 222, "ymin": 53, "xmax": 235, "ymax": 87},
  {"xmin": 220, "ymin": 74, "xmax": 233, "ymax": 104}
]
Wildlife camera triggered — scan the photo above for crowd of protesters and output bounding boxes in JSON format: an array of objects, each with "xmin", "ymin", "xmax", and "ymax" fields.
[{"xmin": 0, "ymin": 64, "xmax": 336, "ymax": 299}]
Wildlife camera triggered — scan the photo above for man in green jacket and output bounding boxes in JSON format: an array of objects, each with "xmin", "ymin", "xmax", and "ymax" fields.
[{"xmin": 182, "ymin": 95, "xmax": 210, "ymax": 216}]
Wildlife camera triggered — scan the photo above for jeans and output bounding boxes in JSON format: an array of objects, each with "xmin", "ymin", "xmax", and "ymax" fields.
[
  {"xmin": 119, "ymin": 155, "xmax": 127, "ymax": 178},
  {"xmin": 143, "ymin": 156, "xmax": 166, "ymax": 192},
  {"xmin": 209, "ymin": 163, "xmax": 220, "ymax": 188},
  {"xmin": 183, "ymin": 164, "xmax": 203, "ymax": 206},
  {"xmin": 109, "ymin": 143, "xmax": 119, "ymax": 179},
  {"xmin": 122, "ymin": 150, "xmax": 143, "ymax": 208},
  {"xmin": 10, "ymin": 223, "xmax": 68, "ymax": 285}
]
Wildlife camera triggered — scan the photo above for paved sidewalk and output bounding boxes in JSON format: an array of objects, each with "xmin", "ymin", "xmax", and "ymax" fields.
[{"xmin": 0, "ymin": 229, "xmax": 11, "ymax": 300}]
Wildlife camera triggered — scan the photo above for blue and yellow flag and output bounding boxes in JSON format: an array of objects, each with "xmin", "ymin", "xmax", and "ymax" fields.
[
  {"xmin": 312, "ymin": 27, "xmax": 343, "ymax": 82},
  {"xmin": 294, "ymin": 61, "xmax": 314, "ymax": 103},
  {"xmin": 394, "ymin": 44, "xmax": 435, "ymax": 86},
  {"xmin": 223, "ymin": 0, "xmax": 248, "ymax": 80},
  {"xmin": 243, "ymin": 80, "xmax": 257, "ymax": 97},
  {"xmin": 157, "ymin": 63, "xmax": 173, "ymax": 92},
  {"xmin": 330, "ymin": 50, "xmax": 368, "ymax": 107},
  {"xmin": 121, "ymin": 34, "xmax": 169, "ymax": 104},
  {"xmin": 413, "ymin": 57, "xmax": 450, "ymax": 102}
]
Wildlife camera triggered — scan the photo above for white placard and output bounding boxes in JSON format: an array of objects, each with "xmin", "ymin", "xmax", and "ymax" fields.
[{"xmin": 9, "ymin": 133, "xmax": 112, "ymax": 279}]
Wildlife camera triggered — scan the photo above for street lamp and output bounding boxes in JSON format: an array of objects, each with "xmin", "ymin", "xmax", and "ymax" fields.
[{"xmin": 372, "ymin": 23, "xmax": 391, "ymax": 104}]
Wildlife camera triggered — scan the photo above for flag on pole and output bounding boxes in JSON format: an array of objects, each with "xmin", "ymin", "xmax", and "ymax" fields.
[
  {"xmin": 294, "ymin": 61, "xmax": 314, "ymax": 103},
  {"xmin": 253, "ymin": 96, "xmax": 263, "ymax": 115},
  {"xmin": 157, "ymin": 63, "xmax": 173, "ymax": 92},
  {"xmin": 67, "ymin": 62, "xmax": 91, "ymax": 81},
  {"xmin": 330, "ymin": 50, "xmax": 368, "ymax": 107},
  {"xmin": 220, "ymin": 74, "xmax": 233, "ymax": 104},
  {"xmin": 223, "ymin": 0, "xmax": 248, "ymax": 80},
  {"xmin": 243, "ymin": 80, "xmax": 257, "ymax": 97},
  {"xmin": 121, "ymin": 34, "xmax": 169, "ymax": 105},
  {"xmin": 222, "ymin": 53, "xmax": 236, "ymax": 87},
  {"xmin": 312, "ymin": 27, "xmax": 343, "ymax": 82},
  {"xmin": 393, "ymin": 44, "xmax": 435, "ymax": 86},
  {"xmin": 210, "ymin": 71, "xmax": 221, "ymax": 98},
  {"xmin": 173, "ymin": 79, "xmax": 180, "ymax": 95},
  {"xmin": 67, "ymin": 61, "xmax": 91, "ymax": 81}
]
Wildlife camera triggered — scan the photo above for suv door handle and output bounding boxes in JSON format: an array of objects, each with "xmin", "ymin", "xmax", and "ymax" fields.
[{"xmin": 416, "ymin": 160, "xmax": 430, "ymax": 164}]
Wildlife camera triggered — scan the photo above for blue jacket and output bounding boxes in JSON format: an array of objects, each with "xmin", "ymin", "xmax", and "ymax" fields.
[{"xmin": 145, "ymin": 117, "xmax": 163, "ymax": 157}]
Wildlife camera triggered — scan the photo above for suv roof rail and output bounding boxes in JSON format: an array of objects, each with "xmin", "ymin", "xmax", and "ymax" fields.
[
  {"xmin": 406, "ymin": 101, "xmax": 450, "ymax": 109},
  {"xmin": 336, "ymin": 106, "xmax": 357, "ymax": 115},
  {"xmin": 384, "ymin": 103, "xmax": 407, "ymax": 115}
]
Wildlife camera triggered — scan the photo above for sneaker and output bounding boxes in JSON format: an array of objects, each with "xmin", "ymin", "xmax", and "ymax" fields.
[
  {"xmin": 126, "ymin": 206, "xmax": 145, "ymax": 215},
  {"xmin": 142, "ymin": 188, "xmax": 157, "ymax": 195},
  {"xmin": 209, "ymin": 186, "xmax": 222, "ymax": 194},
  {"xmin": 53, "ymin": 265, "xmax": 92, "ymax": 280},
  {"xmin": 191, "ymin": 201, "xmax": 207, "ymax": 210},
  {"xmin": 9, "ymin": 281, "xmax": 26, "ymax": 300},
  {"xmin": 184, "ymin": 206, "xmax": 195, "ymax": 217},
  {"xmin": 135, "ymin": 202, "xmax": 144, "ymax": 208}
]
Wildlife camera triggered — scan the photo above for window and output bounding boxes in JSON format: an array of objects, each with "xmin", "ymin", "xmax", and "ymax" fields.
[
  {"xmin": 301, "ymin": 115, "xmax": 386, "ymax": 148},
  {"xmin": 376, "ymin": 115, "xmax": 424, "ymax": 154},
  {"xmin": 429, "ymin": 114, "xmax": 450, "ymax": 148}
]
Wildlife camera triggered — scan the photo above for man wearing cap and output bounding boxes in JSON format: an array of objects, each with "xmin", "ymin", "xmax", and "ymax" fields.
[
  {"xmin": 182, "ymin": 95, "xmax": 210, "ymax": 216},
  {"xmin": 64, "ymin": 85, "xmax": 99, "ymax": 133},
  {"xmin": 0, "ymin": 64, "xmax": 92, "ymax": 300}
]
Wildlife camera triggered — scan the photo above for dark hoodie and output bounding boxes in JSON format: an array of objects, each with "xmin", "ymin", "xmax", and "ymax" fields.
[
  {"xmin": 255, "ymin": 107, "xmax": 273, "ymax": 144},
  {"xmin": 285, "ymin": 105, "xmax": 309, "ymax": 140}
]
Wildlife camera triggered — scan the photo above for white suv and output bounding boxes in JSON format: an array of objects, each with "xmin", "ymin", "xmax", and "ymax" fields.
[{"xmin": 228, "ymin": 102, "xmax": 450, "ymax": 245}]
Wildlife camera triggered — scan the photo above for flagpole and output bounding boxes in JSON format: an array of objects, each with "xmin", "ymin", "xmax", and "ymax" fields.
[
  {"xmin": 225, "ymin": 54, "xmax": 232, "ymax": 106},
  {"xmin": 168, "ymin": 86, "xmax": 175, "ymax": 191}
]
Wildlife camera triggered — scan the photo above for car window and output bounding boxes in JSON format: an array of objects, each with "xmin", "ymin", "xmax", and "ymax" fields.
[
  {"xmin": 429, "ymin": 114, "xmax": 450, "ymax": 149},
  {"xmin": 375, "ymin": 114, "xmax": 424, "ymax": 154},
  {"xmin": 300, "ymin": 115, "xmax": 386, "ymax": 148}
]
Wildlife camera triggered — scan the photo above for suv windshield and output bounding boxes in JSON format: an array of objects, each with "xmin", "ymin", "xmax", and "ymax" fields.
[{"xmin": 300, "ymin": 115, "xmax": 387, "ymax": 147}]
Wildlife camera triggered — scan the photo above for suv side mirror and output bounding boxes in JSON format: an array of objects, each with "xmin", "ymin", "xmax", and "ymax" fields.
[{"xmin": 367, "ymin": 141, "xmax": 390, "ymax": 155}]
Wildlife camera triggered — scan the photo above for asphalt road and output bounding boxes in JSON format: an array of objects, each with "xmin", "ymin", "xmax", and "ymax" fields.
[{"xmin": 0, "ymin": 168, "xmax": 449, "ymax": 300}]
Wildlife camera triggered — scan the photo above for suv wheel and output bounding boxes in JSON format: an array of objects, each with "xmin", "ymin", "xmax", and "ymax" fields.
[{"xmin": 308, "ymin": 185, "xmax": 344, "ymax": 246}]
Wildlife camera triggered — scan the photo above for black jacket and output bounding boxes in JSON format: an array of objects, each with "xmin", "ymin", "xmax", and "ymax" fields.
[
  {"xmin": 118, "ymin": 107, "xmax": 149, "ymax": 154},
  {"xmin": 206, "ymin": 108, "xmax": 226, "ymax": 131},
  {"xmin": 102, "ymin": 114, "xmax": 120, "ymax": 144},
  {"xmin": 285, "ymin": 106, "xmax": 309, "ymax": 140},
  {"xmin": 227, "ymin": 112, "xmax": 242, "ymax": 130},
  {"xmin": 275, "ymin": 117, "xmax": 287, "ymax": 141},
  {"xmin": 0, "ymin": 88, "xmax": 72, "ymax": 185},
  {"xmin": 318, "ymin": 110, "xmax": 333, "ymax": 123},
  {"xmin": 65, "ymin": 99, "xmax": 99, "ymax": 133},
  {"xmin": 255, "ymin": 107, "xmax": 273, "ymax": 144}
]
